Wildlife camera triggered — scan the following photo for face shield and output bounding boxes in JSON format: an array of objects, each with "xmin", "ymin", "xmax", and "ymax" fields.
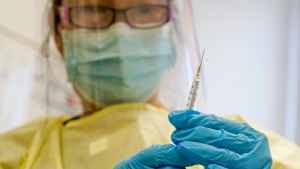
[
  {"xmin": 45, "ymin": 0, "xmax": 204, "ymax": 113},
  {"xmin": 0, "ymin": 0, "xmax": 205, "ymax": 134},
  {"xmin": 0, "ymin": 0, "xmax": 205, "ymax": 167}
]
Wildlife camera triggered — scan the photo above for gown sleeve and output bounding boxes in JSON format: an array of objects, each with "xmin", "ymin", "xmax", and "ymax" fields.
[{"xmin": 0, "ymin": 117, "xmax": 63, "ymax": 169}]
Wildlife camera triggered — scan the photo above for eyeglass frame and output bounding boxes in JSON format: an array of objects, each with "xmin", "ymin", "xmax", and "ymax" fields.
[{"xmin": 58, "ymin": 4, "xmax": 174, "ymax": 30}]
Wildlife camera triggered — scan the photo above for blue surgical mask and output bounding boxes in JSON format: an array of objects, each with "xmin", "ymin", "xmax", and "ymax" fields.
[{"xmin": 62, "ymin": 23, "xmax": 176, "ymax": 106}]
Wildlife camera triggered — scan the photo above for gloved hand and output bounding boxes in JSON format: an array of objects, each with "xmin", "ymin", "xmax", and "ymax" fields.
[
  {"xmin": 168, "ymin": 109, "xmax": 272, "ymax": 169},
  {"xmin": 114, "ymin": 144, "xmax": 187, "ymax": 169}
]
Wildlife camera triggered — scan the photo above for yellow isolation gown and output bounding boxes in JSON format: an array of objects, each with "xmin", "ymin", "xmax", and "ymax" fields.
[{"xmin": 0, "ymin": 103, "xmax": 299, "ymax": 169}]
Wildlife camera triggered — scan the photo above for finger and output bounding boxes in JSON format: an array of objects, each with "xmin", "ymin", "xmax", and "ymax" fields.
[
  {"xmin": 172, "ymin": 126, "xmax": 255, "ymax": 154},
  {"xmin": 134, "ymin": 144, "xmax": 193, "ymax": 168},
  {"xmin": 169, "ymin": 110, "xmax": 259, "ymax": 138},
  {"xmin": 206, "ymin": 164, "xmax": 228, "ymax": 169},
  {"xmin": 176, "ymin": 141, "xmax": 241, "ymax": 168}
]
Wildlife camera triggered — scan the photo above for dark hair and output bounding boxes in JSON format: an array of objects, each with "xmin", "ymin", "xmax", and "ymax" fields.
[{"xmin": 52, "ymin": 0, "xmax": 62, "ymax": 34}]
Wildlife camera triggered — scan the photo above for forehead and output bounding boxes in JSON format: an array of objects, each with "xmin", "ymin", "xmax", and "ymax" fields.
[{"xmin": 61, "ymin": 0, "xmax": 168, "ymax": 8}]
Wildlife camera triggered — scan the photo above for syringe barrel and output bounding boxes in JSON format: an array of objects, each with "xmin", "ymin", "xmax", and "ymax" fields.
[{"xmin": 186, "ymin": 76, "xmax": 200, "ymax": 109}]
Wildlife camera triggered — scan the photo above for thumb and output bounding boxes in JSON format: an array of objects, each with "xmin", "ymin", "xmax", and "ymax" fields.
[{"xmin": 206, "ymin": 164, "xmax": 228, "ymax": 169}]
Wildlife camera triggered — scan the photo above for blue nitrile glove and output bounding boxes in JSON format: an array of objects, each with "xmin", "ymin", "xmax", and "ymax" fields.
[
  {"xmin": 114, "ymin": 144, "xmax": 187, "ymax": 169},
  {"xmin": 168, "ymin": 110, "xmax": 272, "ymax": 169}
]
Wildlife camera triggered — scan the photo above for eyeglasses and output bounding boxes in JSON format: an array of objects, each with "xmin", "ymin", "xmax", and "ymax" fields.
[{"xmin": 59, "ymin": 5, "xmax": 173, "ymax": 29}]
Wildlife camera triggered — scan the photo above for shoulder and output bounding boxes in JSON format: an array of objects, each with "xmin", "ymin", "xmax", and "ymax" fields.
[
  {"xmin": 1, "ymin": 116, "xmax": 69, "ymax": 139},
  {"xmin": 0, "ymin": 116, "xmax": 69, "ymax": 168}
]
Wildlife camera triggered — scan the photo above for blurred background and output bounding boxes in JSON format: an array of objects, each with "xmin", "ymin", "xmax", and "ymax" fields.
[{"xmin": 0, "ymin": 0, "xmax": 299, "ymax": 145}]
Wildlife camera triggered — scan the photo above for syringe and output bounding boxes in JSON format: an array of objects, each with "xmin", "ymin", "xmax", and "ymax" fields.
[{"xmin": 186, "ymin": 50, "xmax": 205, "ymax": 109}]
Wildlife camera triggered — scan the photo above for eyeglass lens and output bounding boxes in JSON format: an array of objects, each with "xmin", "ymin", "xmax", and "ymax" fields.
[{"xmin": 69, "ymin": 5, "xmax": 169, "ymax": 29}]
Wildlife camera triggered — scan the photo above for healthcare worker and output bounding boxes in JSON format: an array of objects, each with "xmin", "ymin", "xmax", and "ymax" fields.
[{"xmin": 0, "ymin": 0, "xmax": 300, "ymax": 168}]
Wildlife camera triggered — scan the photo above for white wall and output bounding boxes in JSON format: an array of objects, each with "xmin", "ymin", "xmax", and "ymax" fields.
[
  {"xmin": 191, "ymin": 0, "xmax": 290, "ymax": 137},
  {"xmin": 0, "ymin": 0, "xmax": 38, "ymax": 43},
  {"xmin": 284, "ymin": 0, "xmax": 300, "ymax": 144}
]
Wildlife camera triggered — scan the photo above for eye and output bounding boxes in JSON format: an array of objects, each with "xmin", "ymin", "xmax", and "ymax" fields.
[
  {"xmin": 137, "ymin": 6, "xmax": 153, "ymax": 14},
  {"xmin": 84, "ymin": 6, "xmax": 107, "ymax": 14}
]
